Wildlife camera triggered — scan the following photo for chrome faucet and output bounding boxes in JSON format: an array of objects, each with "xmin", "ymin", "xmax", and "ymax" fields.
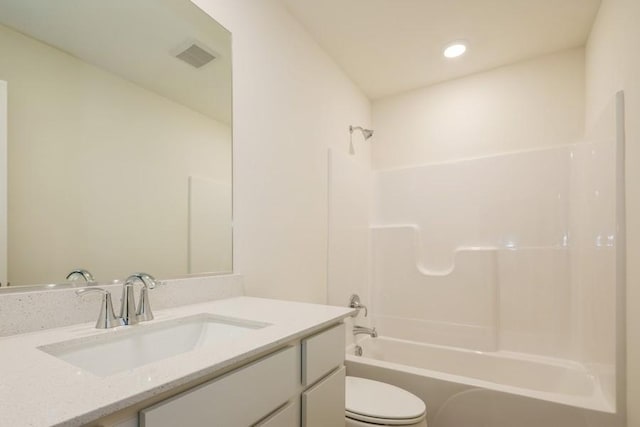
[
  {"xmin": 76, "ymin": 272, "xmax": 159, "ymax": 328},
  {"xmin": 353, "ymin": 325, "xmax": 378, "ymax": 338},
  {"xmin": 66, "ymin": 268, "xmax": 95, "ymax": 284},
  {"xmin": 121, "ymin": 272, "xmax": 158, "ymax": 324}
]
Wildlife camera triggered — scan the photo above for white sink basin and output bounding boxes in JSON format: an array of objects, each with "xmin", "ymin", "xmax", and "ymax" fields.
[{"xmin": 38, "ymin": 314, "xmax": 270, "ymax": 377}]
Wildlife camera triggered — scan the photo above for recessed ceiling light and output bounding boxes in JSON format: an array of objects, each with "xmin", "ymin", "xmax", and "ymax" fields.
[{"xmin": 443, "ymin": 42, "xmax": 467, "ymax": 59}]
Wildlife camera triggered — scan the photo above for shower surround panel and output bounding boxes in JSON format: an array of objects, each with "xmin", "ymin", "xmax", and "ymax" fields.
[
  {"xmin": 372, "ymin": 146, "xmax": 575, "ymax": 357},
  {"xmin": 327, "ymin": 95, "xmax": 623, "ymax": 420}
]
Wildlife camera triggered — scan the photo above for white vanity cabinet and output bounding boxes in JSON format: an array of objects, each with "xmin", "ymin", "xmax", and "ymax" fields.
[
  {"xmin": 140, "ymin": 346, "xmax": 298, "ymax": 427},
  {"xmin": 134, "ymin": 323, "xmax": 346, "ymax": 427},
  {"xmin": 255, "ymin": 400, "xmax": 300, "ymax": 427},
  {"xmin": 302, "ymin": 367, "xmax": 346, "ymax": 427},
  {"xmin": 300, "ymin": 323, "xmax": 346, "ymax": 427},
  {"xmin": 301, "ymin": 322, "xmax": 345, "ymax": 387}
]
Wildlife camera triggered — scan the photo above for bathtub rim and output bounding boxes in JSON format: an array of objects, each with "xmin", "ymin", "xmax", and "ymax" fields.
[{"xmin": 346, "ymin": 336, "xmax": 615, "ymax": 414}]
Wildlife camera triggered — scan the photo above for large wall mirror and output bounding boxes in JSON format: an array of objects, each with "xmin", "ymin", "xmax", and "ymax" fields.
[{"xmin": 0, "ymin": 0, "xmax": 233, "ymax": 289}]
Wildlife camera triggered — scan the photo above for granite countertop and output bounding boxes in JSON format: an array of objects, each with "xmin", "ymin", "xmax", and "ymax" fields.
[{"xmin": 0, "ymin": 296, "xmax": 353, "ymax": 427}]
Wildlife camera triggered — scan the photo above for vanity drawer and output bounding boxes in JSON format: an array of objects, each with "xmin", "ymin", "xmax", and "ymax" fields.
[
  {"xmin": 140, "ymin": 346, "xmax": 298, "ymax": 427},
  {"xmin": 254, "ymin": 399, "xmax": 300, "ymax": 427},
  {"xmin": 301, "ymin": 323, "xmax": 345, "ymax": 386},
  {"xmin": 301, "ymin": 366, "xmax": 346, "ymax": 427}
]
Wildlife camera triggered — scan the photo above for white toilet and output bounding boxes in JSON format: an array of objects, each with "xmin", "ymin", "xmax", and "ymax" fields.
[{"xmin": 345, "ymin": 376, "xmax": 428, "ymax": 427}]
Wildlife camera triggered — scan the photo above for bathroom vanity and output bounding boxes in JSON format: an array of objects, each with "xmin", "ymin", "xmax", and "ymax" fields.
[
  {"xmin": 0, "ymin": 297, "xmax": 353, "ymax": 427},
  {"xmin": 138, "ymin": 322, "xmax": 346, "ymax": 427}
]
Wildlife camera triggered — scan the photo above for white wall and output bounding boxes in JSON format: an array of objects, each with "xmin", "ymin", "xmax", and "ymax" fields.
[
  {"xmin": 191, "ymin": 0, "xmax": 372, "ymax": 303},
  {"xmin": 327, "ymin": 149, "xmax": 372, "ymax": 345},
  {"xmin": 586, "ymin": 1, "xmax": 640, "ymax": 424},
  {"xmin": 0, "ymin": 23, "xmax": 232, "ymax": 285},
  {"xmin": 372, "ymin": 48, "xmax": 585, "ymax": 169}
]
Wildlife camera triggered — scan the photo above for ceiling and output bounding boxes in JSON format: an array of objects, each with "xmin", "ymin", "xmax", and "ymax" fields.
[
  {"xmin": 0, "ymin": 0, "xmax": 232, "ymax": 124},
  {"xmin": 281, "ymin": 0, "xmax": 602, "ymax": 99}
]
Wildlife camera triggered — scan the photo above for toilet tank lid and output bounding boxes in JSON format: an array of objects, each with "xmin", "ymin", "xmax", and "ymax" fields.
[{"xmin": 345, "ymin": 376, "xmax": 426, "ymax": 420}]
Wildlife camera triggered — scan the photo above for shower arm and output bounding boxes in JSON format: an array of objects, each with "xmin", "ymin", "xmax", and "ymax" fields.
[{"xmin": 349, "ymin": 125, "xmax": 374, "ymax": 155}]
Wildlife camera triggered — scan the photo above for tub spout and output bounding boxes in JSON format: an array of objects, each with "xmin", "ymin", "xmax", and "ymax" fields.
[{"xmin": 353, "ymin": 325, "xmax": 378, "ymax": 338}]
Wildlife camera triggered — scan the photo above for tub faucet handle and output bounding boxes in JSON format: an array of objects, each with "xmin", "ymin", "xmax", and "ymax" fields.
[{"xmin": 349, "ymin": 294, "xmax": 368, "ymax": 317}]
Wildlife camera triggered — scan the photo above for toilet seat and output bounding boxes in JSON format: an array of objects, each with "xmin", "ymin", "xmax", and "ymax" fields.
[
  {"xmin": 345, "ymin": 376, "xmax": 426, "ymax": 425},
  {"xmin": 346, "ymin": 410, "xmax": 426, "ymax": 426}
]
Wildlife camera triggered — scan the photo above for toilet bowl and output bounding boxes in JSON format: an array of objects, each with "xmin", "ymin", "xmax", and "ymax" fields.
[{"xmin": 345, "ymin": 376, "xmax": 427, "ymax": 427}]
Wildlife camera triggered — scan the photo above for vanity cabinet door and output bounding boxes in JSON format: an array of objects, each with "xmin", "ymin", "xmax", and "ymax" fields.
[
  {"xmin": 254, "ymin": 399, "xmax": 300, "ymax": 427},
  {"xmin": 140, "ymin": 346, "xmax": 297, "ymax": 427},
  {"xmin": 301, "ymin": 367, "xmax": 346, "ymax": 427}
]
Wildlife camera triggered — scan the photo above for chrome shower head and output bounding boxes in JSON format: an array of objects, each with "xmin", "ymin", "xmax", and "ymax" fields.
[
  {"xmin": 349, "ymin": 125, "xmax": 375, "ymax": 155},
  {"xmin": 349, "ymin": 125, "xmax": 374, "ymax": 139}
]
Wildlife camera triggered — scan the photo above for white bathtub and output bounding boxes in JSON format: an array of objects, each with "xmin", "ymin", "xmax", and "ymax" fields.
[{"xmin": 346, "ymin": 337, "xmax": 623, "ymax": 427}]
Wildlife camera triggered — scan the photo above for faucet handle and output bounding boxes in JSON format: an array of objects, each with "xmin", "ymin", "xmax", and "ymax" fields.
[
  {"xmin": 349, "ymin": 294, "xmax": 368, "ymax": 317},
  {"xmin": 120, "ymin": 281, "xmax": 139, "ymax": 325},
  {"xmin": 136, "ymin": 286, "xmax": 154, "ymax": 322},
  {"xmin": 76, "ymin": 288, "xmax": 124, "ymax": 329}
]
